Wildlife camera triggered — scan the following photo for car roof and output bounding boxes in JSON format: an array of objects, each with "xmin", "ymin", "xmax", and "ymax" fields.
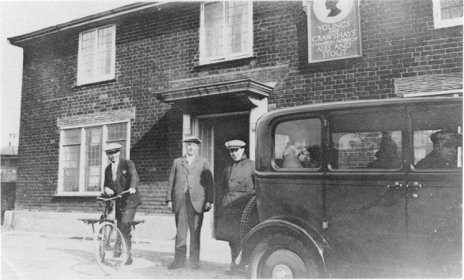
[{"xmin": 261, "ymin": 96, "xmax": 462, "ymax": 120}]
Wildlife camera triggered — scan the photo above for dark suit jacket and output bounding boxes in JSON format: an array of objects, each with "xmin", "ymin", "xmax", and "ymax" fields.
[
  {"xmin": 104, "ymin": 158, "xmax": 141, "ymax": 209},
  {"xmin": 166, "ymin": 155, "xmax": 214, "ymax": 213}
]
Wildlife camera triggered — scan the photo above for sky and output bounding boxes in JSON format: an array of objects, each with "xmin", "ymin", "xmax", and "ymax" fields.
[{"xmin": 0, "ymin": 0, "xmax": 138, "ymax": 150}]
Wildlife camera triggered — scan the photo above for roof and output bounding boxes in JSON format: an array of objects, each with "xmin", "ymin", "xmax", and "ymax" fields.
[
  {"xmin": 259, "ymin": 96, "xmax": 463, "ymax": 121},
  {"xmin": 8, "ymin": 2, "xmax": 171, "ymax": 46}
]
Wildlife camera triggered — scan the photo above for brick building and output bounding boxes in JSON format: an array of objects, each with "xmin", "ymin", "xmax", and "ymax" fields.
[{"xmin": 6, "ymin": 1, "xmax": 462, "ymax": 235}]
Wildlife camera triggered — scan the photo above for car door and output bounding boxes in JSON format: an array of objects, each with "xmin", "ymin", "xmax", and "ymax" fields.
[
  {"xmin": 325, "ymin": 105, "xmax": 410, "ymax": 278},
  {"xmin": 404, "ymin": 100, "xmax": 462, "ymax": 278}
]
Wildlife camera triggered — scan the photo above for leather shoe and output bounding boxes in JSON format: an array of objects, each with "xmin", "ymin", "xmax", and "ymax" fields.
[
  {"xmin": 125, "ymin": 257, "xmax": 133, "ymax": 265},
  {"xmin": 190, "ymin": 262, "xmax": 200, "ymax": 270},
  {"xmin": 167, "ymin": 260, "xmax": 185, "ymax": 270}
]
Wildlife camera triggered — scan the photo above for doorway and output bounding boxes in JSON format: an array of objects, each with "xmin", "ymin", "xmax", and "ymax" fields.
[{"xmin": 198, "ymin": 113, "xmax": 249, "ymax": 181}]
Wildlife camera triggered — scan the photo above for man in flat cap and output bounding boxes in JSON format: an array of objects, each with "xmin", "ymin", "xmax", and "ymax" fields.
[
  {"xmin": 416, "ymin": 130, "xmax": 462, "ymax": 169},
  {"xmin": 103, "ymin": 143, "xmax": 141, "ymax": 265},
  {"xmin": 166, "ymin": 136, "xmax": 214, "ymax": 270},
  {"xmin": 217, "ymin": 140, "xmax": 256, "ymax": 274}
]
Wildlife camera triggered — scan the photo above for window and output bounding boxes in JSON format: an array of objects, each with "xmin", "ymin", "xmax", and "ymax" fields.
[
  {"xmin": 329, "ymin": 109, "xmax": 404, "ymax": 170},
  {"xmin": 200, "ymin": 1, "xmax": 253, "ymax": 64},
  {"xmin": 274, "ymin": 118, "xmax": 322, "ymax": 169},
  {"xmin": 58, "ymin": 122, "xmax": 129, "ymax": 195},
  {"xmin": 77, "ymin": 25, "xmax": 116, "ymax": 85},
  {"xmin": 433, "ymin": 0, "xmax": 463, "ymax": 29},
  {"xmin": 411, "ymin": 104, "xmax": 462, "ymax": 169}
]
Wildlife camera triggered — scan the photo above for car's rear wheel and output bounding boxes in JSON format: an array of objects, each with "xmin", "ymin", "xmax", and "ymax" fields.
[{"xmin": 248, "ymin": 233, "xmax": 320, "ymax": 279}]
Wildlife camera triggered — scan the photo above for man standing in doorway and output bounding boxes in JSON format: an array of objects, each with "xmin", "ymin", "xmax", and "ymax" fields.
[
  {"xmin": 217, "ymin": 140, "xmax": 256, "ymax": 274},
  {"xmin": 103, "ymin": 143, "xmax": 141, "ymax": 265},
  {"xmin": 166, "ymin": 136, "xmax": 214, "ymax": 270}
]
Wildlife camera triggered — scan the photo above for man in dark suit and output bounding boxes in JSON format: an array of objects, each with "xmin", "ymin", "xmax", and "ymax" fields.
[
  {"xmin": 103, "ymin": 143, "xmax": 141, "ymax": 265},
  {"xmin": 166, "ymin": 136, "xmax": 214, "ymax": 270},
  {"xmin": 217, "ymin": 140, "xmax": 256, "ymax": 274}
]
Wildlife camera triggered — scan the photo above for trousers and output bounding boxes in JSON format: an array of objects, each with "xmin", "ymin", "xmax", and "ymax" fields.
[
  {"xmin": 174, "ymin": 192, "xmax": 204, "ymax": 263},
  {"xmin": 115, "ymin": 204, "xmax": 137, "ymax": 255}
]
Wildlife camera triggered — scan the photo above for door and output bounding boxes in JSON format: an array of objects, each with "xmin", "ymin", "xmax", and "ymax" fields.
[
  {"xmin": 326, "ymin": 106, "xmax": 410, "ymax": 278},
  {"xmin": 404, "ymin": 101, "xmax": 462, "ymax": 277}
]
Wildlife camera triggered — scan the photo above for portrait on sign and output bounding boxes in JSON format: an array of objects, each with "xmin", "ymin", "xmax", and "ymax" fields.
[{"xmin": 307, "ymin": 0, "xmax": 362, "ymax": 63}]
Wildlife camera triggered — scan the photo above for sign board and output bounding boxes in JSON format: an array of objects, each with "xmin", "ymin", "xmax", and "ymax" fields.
[{"xmin": 307, "ymin": 0, "xmax": 362, "ymax": 63}]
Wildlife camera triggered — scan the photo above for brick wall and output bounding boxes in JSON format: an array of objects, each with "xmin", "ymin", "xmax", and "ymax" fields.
[{"xmin": 15, "ymin": 0, "xmax": 462, "ymax": 213}]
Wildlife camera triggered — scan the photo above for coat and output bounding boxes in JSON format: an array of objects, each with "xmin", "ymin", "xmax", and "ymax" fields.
[
  {"xmin": 220, "ymin": 157, "xmax": 255, "ymax": 207},
  {"xmin": 215, "ymin": 156, "xmax": 255, "ymax": 242},
  {"xmin": 103, "ymin": 158, "xmax": 141, "ymax": 209},
  {"xmin": 166, "ymin": 155, "xmax": 214, "ymax": 213}
]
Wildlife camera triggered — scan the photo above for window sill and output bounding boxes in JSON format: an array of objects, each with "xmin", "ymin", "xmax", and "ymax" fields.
[
  {"xmin": 54, "ymin": 192, "xmax": 101, "ymax": 197},
  {"xmin": 198, "ymin": 54, "xmax": 255, "ymax": 67},
  {"xmin": 74, "ymin": 78, "xmax": 116, "ymax": 88}
]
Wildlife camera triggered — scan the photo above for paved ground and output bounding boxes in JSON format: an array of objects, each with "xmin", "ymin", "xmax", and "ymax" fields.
[{"xmin": 2, "ymin": 231, "xmax": 245, "ymax": 279}]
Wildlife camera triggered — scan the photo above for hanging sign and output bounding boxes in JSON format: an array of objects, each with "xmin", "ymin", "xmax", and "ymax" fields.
[{"xmin": 307, "ymin": 0, "xmax": 362, "ymax": 63}]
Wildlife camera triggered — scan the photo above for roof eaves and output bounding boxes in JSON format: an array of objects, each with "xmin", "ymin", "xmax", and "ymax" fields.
[{"xmin": 8, "ymin": 1, "xmax": 171, "ymax": 46}]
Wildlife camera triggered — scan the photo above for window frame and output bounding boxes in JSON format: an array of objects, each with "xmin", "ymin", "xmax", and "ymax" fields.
[
  {"xmin": 272, "ymin": 115, "xmax": 324, "ymax": 171},
  {"xmin": 199, "ymin": 1, "xmax": 254, "ymax": 65},
  {"xmin": 432, "ymin": 0, "xmax": 463, "ymax": 29},
  {"xmin": 56, "ymin": 121, "xmax": 130, "ymax": 196},
  {"xmin": 77, "ymin": 24, "xmax": 116, "ymax": 85}
]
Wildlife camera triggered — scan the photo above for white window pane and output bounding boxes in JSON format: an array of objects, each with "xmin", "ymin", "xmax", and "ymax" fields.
[
  {"xmin": 227, "ymin": 1, "xmax": 249, "ymax": 54},
  {"xmin": 63, "ymin": 146, "xmax": 80, "ymax": 192},
  {"xmin": 85, "ymin": 127, "xmax": 102, "ymax": 192},
  {"xmin": 63, "ymin": 129, "xmax": 81, "ymax": 145},
  {"xmin": 204, "ymin": 2, "xmax": 223, "ymax": 58}
]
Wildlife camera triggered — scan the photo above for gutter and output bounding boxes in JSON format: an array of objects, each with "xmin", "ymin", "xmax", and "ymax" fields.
[{"xmin": 8, "ymin": 2, "xmax": 171, "ymax": 46}]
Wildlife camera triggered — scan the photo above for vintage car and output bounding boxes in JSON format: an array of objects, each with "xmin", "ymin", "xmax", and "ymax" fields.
[{"xmin": 232, "ymin": 96, "xmax": 462, "ymax": 278}]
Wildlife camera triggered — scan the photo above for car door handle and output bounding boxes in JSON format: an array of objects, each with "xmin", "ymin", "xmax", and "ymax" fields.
[{"xmin": 387, "ymin": 181, "xmax": 404, "ymax": 189}]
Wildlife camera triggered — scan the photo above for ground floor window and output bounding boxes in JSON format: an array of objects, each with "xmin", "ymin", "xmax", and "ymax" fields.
[{"xmin": 57, "ymin": 122, "xmax": 129, "ymax": 195}]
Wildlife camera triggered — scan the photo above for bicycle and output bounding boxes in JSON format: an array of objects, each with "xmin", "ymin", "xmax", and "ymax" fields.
[{"xmin": 94, "ymin": 190, "xmax": 130, "ymax": 274}]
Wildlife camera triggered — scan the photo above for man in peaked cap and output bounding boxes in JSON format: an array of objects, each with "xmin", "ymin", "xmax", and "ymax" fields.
[
  {"xmin": 217, "ymin": 140, "xmax": 257, "ymax": 274},
  {"xmin": 416, "ymin": 130, "xmax": 462, "ymax": 169},
  {"xmin": 103, "ymin": 143, "xmax": 141, "ymax": 265},
  {"xmin": 166, "ymin": 136, "xmax": 214, "ymax": 270}
]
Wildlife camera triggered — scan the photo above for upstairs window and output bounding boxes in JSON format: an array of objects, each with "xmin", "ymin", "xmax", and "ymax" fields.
[
  {"xmin": 77, "ymin": 25, "xmax": 116, "ymax": 85},
  {"xmin": 433, "ymin": 0, "xmax": 463, "ymax": 28},
  {"xmin": 200, "ymin": 1, "xmax": 253, "ymax": 65}
]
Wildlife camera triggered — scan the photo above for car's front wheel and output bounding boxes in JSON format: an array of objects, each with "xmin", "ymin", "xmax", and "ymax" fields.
[{"xmin": 248, "ymin": 233, "xmax": 321, "ymax": 279}]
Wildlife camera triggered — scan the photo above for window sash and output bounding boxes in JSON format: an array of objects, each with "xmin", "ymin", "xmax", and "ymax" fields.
[
  {"xmin": 433, "ymin": 0, "xmax": 463, "ymax": 29},
  {"xmin": 200, "ymin": 1, "xmax": 253, "ymax": 64},
  {"xmin": 57, "ymin": 122, "xmax": 130, "ymax": 195},
  {"xmin": 77, "ymin": 25, "xmax": 116, "ymax": 85}
]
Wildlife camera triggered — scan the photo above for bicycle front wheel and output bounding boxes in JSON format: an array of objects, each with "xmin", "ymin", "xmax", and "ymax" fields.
[{"xmin": 94, "ymin": 222, "xmax": 128, "ymax": 274}]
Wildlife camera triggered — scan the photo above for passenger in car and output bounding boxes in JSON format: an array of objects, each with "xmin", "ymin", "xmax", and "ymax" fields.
[
  {"xmin": 282, "ymin": 138, "xmax": 311, "ymax": 168},
  {"xmin": 416, "ymin": 130, "xmax": 462, "ymax": 169},
  {"xmin": 368, "ymin": 131, "xmax": 400, "ymax": 169}
]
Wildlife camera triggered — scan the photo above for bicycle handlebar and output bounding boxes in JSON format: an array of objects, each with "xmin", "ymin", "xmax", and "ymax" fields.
[{"xmin": 97, "ymin": 190, "xmax": 131, "ymax": 202}]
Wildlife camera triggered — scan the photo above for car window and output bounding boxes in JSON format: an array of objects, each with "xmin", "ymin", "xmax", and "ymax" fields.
[
  {"xmin": 411, "ymin": 104, "xmax": 462, "ymax": 170},
  {"xmin": 274, "ymin": 118, "xmax": 322, "ymax": 169},
  {"xmin": 329, "ymin": 108, "xmax": 404, "ymax": 170}
]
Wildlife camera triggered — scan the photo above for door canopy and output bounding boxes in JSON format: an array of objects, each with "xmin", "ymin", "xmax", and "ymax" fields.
[{"xmin": 156, "ymin": 79, "xmax": 272, "ymax": 114}]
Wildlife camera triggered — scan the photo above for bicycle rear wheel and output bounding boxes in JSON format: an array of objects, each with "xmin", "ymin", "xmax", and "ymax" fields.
[{"xmin": 94, "ymin": 222, "xmax": 128, "ymax": 274}]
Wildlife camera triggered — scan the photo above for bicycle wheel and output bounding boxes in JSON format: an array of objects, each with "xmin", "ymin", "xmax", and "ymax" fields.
[{"xmin": 94, "ymin": 221, "xmax": 128, "ymax": 274}]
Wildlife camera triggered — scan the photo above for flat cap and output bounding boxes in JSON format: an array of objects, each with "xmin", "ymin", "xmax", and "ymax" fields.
[
  {"xmin": 104, "ymin": 143, "xmax": 122, "ymax": 152},
  {"xmin": 183, "ymin": 136, "xmax": 202, "ymax": 143},
  {"xmin": 430, "ymin": 130, "xmax": 462, "ymax": 146},
  {"xmin": 225, "ymin": 140, "xmax": 246, "ymax": 149}
]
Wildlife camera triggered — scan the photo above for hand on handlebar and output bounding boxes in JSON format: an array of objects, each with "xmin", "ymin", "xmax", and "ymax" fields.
[
  {"xmin": 104, "ymin": 187, "xmax": 114, "ymax": 196},
  {"xmin": 128, "ymin": 188, "xmax": 136, "ymax": 194}
]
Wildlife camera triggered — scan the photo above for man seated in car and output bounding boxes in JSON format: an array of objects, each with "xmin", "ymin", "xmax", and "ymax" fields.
[{"xmin": 416, "ymin": 130, "xmax": 462, "ymax": 169}]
